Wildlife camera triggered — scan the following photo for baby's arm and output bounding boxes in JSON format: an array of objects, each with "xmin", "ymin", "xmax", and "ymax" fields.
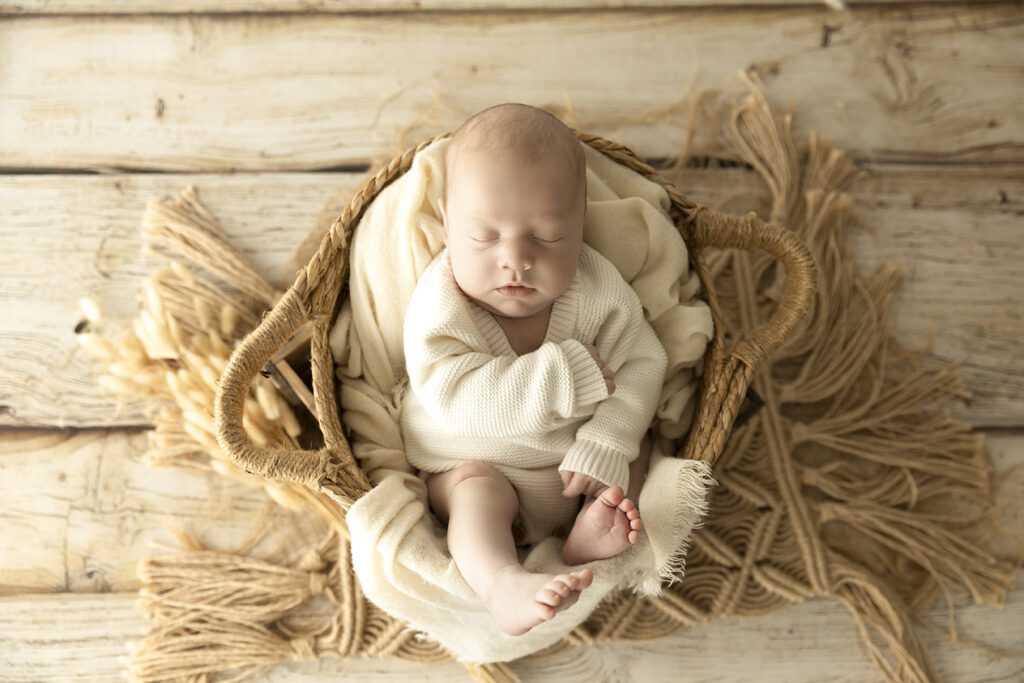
[
  {"xmin": 405, "ymin": 326, "xmax": 610, "ymax": 439},
  {"xmin": 404, "ymin": 249, "xmax": 622, "ymax": 437},
  {"xmin": 558, "ymin": 285, "xmax": 668, "ymax": 493},
  {"xmin": 404, "ymin": 254, "xmax": 610, "ymax": 438}
]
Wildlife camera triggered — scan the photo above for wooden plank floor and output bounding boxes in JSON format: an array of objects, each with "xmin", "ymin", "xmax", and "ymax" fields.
[
  {"xmin": 2, "ymin": 5, "xmax": 1022, "ymax": 170},
  {"xmin": 1, "ymin": 1, "xmax": 1022, "ymax": 681}
]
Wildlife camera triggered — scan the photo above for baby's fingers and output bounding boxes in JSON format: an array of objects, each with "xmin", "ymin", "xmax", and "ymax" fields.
[
  {"xmin": 561, "ymin": 472, "xmax": 584, "ymax": 497},
  {"xmin": 601, "ymin": 366, "xmax": 615, "ymax": 395}
]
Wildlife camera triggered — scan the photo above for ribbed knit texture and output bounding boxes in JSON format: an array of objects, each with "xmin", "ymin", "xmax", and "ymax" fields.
[{"xmin": 401, "ymin": 243, "xmax": 668, "ymax": 542}]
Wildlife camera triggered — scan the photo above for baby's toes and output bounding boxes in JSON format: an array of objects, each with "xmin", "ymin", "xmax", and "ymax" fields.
[
  {"xmin": 600, "ymin": 486, "xmax": 625, "ymax": 507},
  {"xmin": 618, "ymin": 497, "xmax": 636, "ymax": 514},
  {"xmin": 537, "ymin": 585, "xmax": 565, "ymax": 608},
  {"xmin": 561, "ymin": 575, "xmax": 580, "ymax": 592},
  {"xmin": 571, "ymin": 568, "xmax": 594, "ymax": 588},
  {"xmin": 630, "ymin": 516, "xmax": 643, "ymax": 531}
]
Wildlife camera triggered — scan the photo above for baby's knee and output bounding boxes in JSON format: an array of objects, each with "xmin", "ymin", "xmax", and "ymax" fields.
[
  {"xmin": 428, "ymin": 462, "xmax": 518, "ymax": 517},
  {"xmin": 453, "ymin": 462, "xmax": 515, "ymax": 499}
]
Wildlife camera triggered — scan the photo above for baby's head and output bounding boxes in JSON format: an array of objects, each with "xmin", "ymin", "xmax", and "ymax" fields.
[{"xmin": 438, "ymin": 103, "xmax": 587, "ymax": 321}]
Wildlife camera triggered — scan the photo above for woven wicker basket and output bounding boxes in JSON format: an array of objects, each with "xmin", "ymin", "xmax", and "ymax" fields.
[{"xmin": 213, "ymin": 127, "xmax": 817, "ymax": 574}]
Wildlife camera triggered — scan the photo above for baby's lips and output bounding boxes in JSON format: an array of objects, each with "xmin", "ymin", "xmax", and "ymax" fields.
[{"xmin": 496, "ymin": 284, "xmax": 536, "ymax": 297}]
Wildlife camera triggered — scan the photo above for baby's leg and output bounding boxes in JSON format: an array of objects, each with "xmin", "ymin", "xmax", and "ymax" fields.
[
  {"xmin": 562, "ymin": 434, "xmax": 652, "ymax": 565},
  {"xmin": 427, "ymin": 462, "xmax": 593, "ymax": 636}
]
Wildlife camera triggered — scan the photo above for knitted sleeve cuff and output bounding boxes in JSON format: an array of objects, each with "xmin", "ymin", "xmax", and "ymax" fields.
[
  {"xmin": 558, "ymin": 439, "xmax": 630, "ymax": 493},
  {"xmin": 560, "ymin": 339, "xmax": 610, "ymax": 408}
]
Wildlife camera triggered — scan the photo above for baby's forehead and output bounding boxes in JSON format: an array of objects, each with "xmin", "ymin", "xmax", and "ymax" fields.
[
  {"xmin": 448, "ymin": 117, "xmax": 579, "ymax": 168},
  {"xmin": 442, "ymin": 107, "xmax": 587, "ymax": 206},
  {"xmin": 449, "ymin": 141, "xmax": 582, "ymax": 185}
]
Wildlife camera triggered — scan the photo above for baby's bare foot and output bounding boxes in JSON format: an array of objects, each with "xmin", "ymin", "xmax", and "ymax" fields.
[
  {"xmin": 483, "ymin": 566, "xmax": 593, "ymax": 636},
  {"xmin": 562, "ymin": 486, "xmax": 643, "ymax": 565}
]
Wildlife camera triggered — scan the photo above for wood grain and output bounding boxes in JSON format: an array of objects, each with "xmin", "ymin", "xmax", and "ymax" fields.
[
  {"xmin": 2, "ymin": 424, "xmax": 1020, "ymax": 678},
  {"xmin": 1, "ymin": 1, "xmax": 1021, "ymax": 680},
  {"xmin": 0, "ymin": 428, "xmax": 309, "ymax": 596},
  {"xmin": 3, "ymin": 423, "xmax": 1020, "ymax": 590},
  {"xmin": 0, "ymin": 0, "xmax": 978, "ymax": 15},
  {"xmin": 1, "ymin": 165, "xmax": 1020, "ymax": 428},
  {"xmin": 1, "ymin": 577, "xmax": 1021, "ymax": 681},
  {"xmin": 1, "ymin": 5, "xmax": 1021, "ymax": 170}
]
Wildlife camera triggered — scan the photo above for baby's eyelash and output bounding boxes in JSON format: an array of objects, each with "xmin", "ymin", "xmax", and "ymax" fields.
[{"xmin": 468, "ymin": 235, "xmax": 563, "ymax": 243}]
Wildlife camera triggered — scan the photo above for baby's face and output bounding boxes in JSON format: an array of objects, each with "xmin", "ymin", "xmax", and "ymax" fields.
[{"xmin": 439, "ymin": 149, "xmax": 585, "ymax": 321}]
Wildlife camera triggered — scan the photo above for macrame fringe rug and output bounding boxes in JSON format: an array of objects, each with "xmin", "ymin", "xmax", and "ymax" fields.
[{"xmin": 77, "ymin": 81, "xmax": 1024, "ymax": 682}]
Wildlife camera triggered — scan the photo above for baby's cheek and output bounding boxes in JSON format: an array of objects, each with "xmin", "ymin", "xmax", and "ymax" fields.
[{"xmin": 450, "ymin": 251, "xmax": 491, "ymax": 294}]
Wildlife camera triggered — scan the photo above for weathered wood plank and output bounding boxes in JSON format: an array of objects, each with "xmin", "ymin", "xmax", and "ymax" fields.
[
  {"xmin": 0, "ymin": 0, "xmax": 978, "ymax": 16},
  {"xmin": 843, "ymin": 165, "xmax": 1024, "ymax": 421},
  {"xmin": 0, "ymin": 172, "xmax": 362, "ymax": 428},
  {"xmin": 1, "ymin": 165, "xmax": 1020, "ymax": 428},
  {"xmin": 1, "ymin": 6, "xmax": 1021, "ymax": 170},
  {"xmin": 1, "ymin": 425, "xmax": 1019, "ymax": 673},
  {"xmin": 3, "ymin": 425, "xmax": 1020, "ymax": 596},
  {"xmin": 0, "ymin": 428, "xmax": 317, "ymax": 595},
  {"xmin": 1, "ymin": 581, "xmax": 1021, "ymax": 681}
]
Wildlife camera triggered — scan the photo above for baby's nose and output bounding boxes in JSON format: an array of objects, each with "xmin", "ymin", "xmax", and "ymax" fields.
[{"xmin": 500, "ymin": 245, "xmax": 533, "ymax": 270}]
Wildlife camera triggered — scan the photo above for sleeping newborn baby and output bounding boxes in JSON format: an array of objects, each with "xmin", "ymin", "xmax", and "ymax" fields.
[{"xmin": 400, "ymin": 103, "xmax": 668, "ymax": 637}]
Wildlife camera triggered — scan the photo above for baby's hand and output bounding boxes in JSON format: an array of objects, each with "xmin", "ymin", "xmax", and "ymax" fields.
[
  {"xmin": 582, "ymin": 343, "xmax": 615, "ymax": 396},
  {"xmin": 560, "ymin": 470, "xmax": 609, "ymax": 498}
]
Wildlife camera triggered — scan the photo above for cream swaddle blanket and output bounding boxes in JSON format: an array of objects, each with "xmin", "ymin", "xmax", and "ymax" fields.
[{"xmin": 329, "ymin": 136, "xmax": 716, "ymax": 663}]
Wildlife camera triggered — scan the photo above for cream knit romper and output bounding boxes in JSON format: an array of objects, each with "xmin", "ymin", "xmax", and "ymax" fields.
[{"xmin": 400, "ymin": 245, "xmax": 667, "ymax": 545}]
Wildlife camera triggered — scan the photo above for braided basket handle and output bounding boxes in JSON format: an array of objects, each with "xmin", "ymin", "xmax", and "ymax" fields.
[
  {"xmin": 675, "ymin": 204, "xmax": 817, "ymax": 465},
  {"xmin": 572, "ymin": 131, "xmax": 816, "ymax": 372},
  {"xmin": 690, "ymin": 205, "xmax": 817, "ymax": 369},
  {"xmin": 213, "ymin": 137, "xmax": 436, "ymax": 495},
  {"xmin": 214, "ymin": 286, "xmax": 334, "ymax": 489}
]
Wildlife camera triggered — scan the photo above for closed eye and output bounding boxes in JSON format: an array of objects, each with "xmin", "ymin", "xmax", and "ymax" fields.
[{"xmin": 468, "ymin": 235, "xmax": 563, "ymax": 243}]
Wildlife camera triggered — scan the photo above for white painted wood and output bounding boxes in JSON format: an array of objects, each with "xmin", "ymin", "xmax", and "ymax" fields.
[
  {"xmin": 1, "ymin": 428, "xmax": 1020, "ymax": 677},
  {"xmin": 0, "ymin": 0, "xmax": 974, "ymax": 15},
  {"xmin": 0, "ymin": 173, "xmax": 362, "ymax": 429},
  {"xmin": 1, "ymin": 165, "xmax": 1020, "ymax": 428},
  {"xmin": 844, "ymin": 166, "xmax": 1024, "ymax": 426},
  {"xmin": 0, "ymin": 428, "xmax": 329, "ymax": 595},
  {"xmin": 0, "ymin": 2, "xmax": 1019, "ymax": 680},
  {"xmin": 1, "ymin": 6, "xmax": 1021, "ymax": 170},
  {"xmin": 1, "ymin": 577, "xmax": 1021, "ymax": 681}
]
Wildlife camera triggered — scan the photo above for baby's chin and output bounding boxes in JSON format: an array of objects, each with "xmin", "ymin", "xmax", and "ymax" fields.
[{"xmin": 476, "ymin": 295, "xmax": 552, "ymax": 320}]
